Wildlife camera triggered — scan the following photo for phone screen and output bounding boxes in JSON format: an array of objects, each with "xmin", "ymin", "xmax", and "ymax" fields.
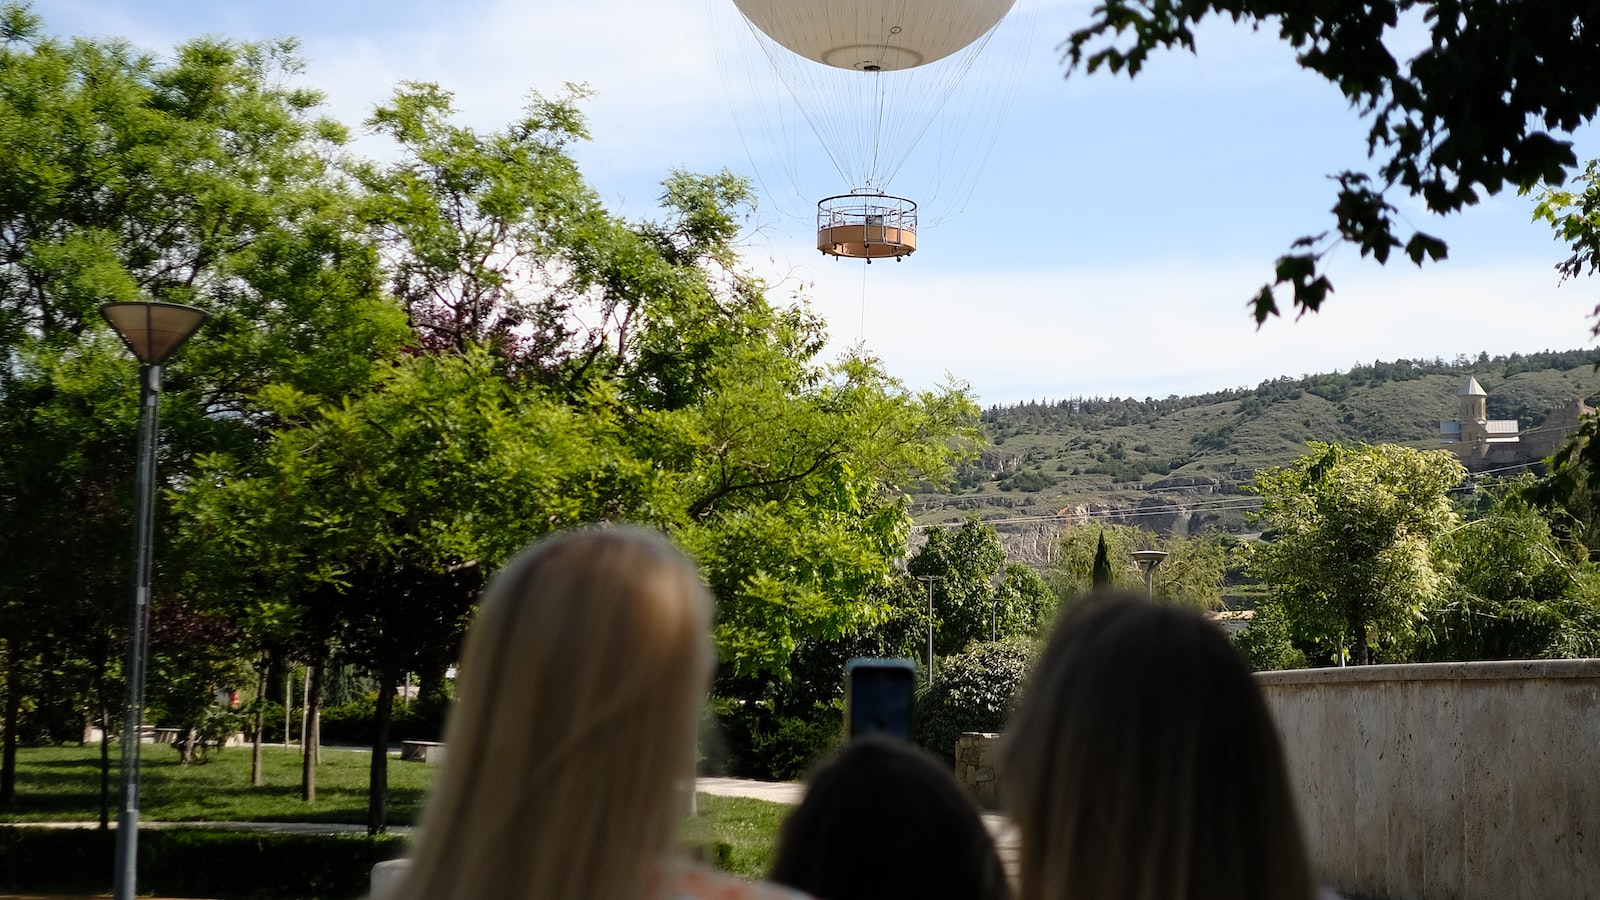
[{"xmin": 845, "ymin": 658, "xmax": 916, "ymax": 741}]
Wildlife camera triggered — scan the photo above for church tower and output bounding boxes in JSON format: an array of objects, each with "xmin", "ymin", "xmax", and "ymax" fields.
[{"xmin": 1459, "ymin": 376, "xmax": 1488, "ymax": 441}]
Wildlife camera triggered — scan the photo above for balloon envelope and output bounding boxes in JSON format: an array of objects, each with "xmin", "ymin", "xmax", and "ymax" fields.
[{"xmin": 730, "ymin": 0, "xmax": 1017, "ymax": 71}]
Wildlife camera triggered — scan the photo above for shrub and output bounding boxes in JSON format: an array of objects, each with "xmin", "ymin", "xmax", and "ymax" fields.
[
  {"xmin": 0, "ymin": 827, "xmax": 407, "ymax": 898},
  {"xmin": 1231, "ymin": 600, "xmax": 1307, "ymax": 671},
  {"xmin": 702, "ymin": 699, "xmax": 842, "ymax": 782},
  {"xmin": 1006, "ymin": 470, "xmax": 1057, "ymax": 492},
  {"xmin": 916, "ymin": 638, "xmax": 1036, "ymax": 766},
  {"xmin": 318, "ymin": 693, "xmax": 451, "ymax": 746}
]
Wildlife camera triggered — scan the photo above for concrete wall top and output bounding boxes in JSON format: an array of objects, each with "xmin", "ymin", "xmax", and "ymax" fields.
[{"xmin": 1254, "ymin": 657, "xmax": 1600, "ymax": 686}]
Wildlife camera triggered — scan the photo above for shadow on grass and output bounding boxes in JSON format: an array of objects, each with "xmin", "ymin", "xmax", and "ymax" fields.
[{"xmin": 14, "ymin": 758, "xmax": 110, "ymax": 769}]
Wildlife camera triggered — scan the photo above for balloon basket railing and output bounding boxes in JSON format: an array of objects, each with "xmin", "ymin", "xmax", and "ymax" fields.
[{"xmin": 817, "ymin": 192, "xmax": 918, "ymax": 261}]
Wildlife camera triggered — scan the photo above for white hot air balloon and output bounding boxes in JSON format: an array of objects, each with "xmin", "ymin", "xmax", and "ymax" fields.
[{"xmin": 719, "ymin": 0, "xmax": 1028, "ymax": 261}]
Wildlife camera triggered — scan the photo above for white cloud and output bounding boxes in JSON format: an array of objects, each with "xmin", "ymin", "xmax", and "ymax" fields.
[{"xmin": 777, "ymin": 250, "xmax": 1599, "ymax": 403}]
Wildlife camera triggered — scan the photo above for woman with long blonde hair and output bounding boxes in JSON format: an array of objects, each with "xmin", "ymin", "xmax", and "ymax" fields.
[
  {"xmin": 1003, "ymin": 593, "xmax": 1317, "ymax": 900},
  {"xmin": 387, "ymin": 527, "xmax": 805, "ymax": 900}
]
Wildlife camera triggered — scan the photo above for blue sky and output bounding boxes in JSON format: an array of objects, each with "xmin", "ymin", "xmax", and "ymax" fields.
[{"xmin": 32, "ymin": 0, "xmax": 1600, "ymax": 404}]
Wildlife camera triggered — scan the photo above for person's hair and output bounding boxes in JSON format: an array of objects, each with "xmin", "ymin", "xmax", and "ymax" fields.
[
  {"xmin": 1002, "ymin": 592, "xmax": 1315, "ymax": 900},
  {"xmin": 770, "ymin": 735, "xmax": 1011, "ymax": 900},
  {"xmin": 389, "ymin": 527, "xmax": 714, "ymax": 900}
]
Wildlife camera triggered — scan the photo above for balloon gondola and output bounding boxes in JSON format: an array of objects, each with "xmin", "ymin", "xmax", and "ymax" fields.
[
  {"xmin": 816, "ymin": 192, "xmax": 917, "ymax": 262},
  {"xmin": 722, "ymin": 0, "xmax": 1025, "ymax": 259}
]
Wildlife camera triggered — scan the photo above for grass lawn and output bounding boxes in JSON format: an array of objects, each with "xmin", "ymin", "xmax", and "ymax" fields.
[
  {"xmin": 0, "ymin": 745, "xmax": 433, "ymax": 825},
  {"xmin": 684, "ymin": 794, "xmax": 789, "ymax": 878},
  {"xmin": 0, "ymin": 745, "xmax": 791, "ymax": 879}
]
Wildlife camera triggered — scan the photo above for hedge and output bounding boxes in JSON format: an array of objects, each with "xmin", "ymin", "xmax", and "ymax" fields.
[{"xmin": 0, "ymin": 827, "xmax": 408, "ymax": 898}]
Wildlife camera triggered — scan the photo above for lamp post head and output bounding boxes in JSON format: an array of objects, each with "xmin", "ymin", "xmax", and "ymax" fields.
[
  {"xmin": 100, "ymin": 302, "xmax": 208, "ymax": 365},
  {"xmin": 1130, "ymin": 549, "xmax": 1169, "ymax": 571}
]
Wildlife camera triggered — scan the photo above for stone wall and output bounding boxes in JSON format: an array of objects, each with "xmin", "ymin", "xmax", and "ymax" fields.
[
  {"xmin": 955, "ymin": 732, "xmax": 1001, "ymax": 809},
  {"xmin": 1256, "ymin": 660, "xmax": 1600, "ymax": 900}
]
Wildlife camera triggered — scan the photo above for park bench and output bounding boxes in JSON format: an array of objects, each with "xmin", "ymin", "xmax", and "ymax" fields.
[{"xmin": 401, "ymin": 740, "xmax": 445, "ymax": 764}]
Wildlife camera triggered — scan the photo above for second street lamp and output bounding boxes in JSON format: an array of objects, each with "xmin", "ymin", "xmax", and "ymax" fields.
[
  {"xmin": 100, "ymin": 301, "xmax": 207, "ymax": 900},
  {"xmin": 1131, "ymin": 549, "xmax": 1169, "ymax": 601},
  {"xmin": 915, "ymin": 575, "xmax": 942, "ymax": 686}
]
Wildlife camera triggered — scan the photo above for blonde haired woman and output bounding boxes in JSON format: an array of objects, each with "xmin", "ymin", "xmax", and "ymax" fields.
[
  {"xmin": 1003, "ymin": 593, "xmax": 1317, "ymax": 900},
  {"xmin": 386, "ymin": 528, "xmax": 806, "ymax": 900}
]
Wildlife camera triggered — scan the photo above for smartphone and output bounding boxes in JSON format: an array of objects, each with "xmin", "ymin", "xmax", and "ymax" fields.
[{"xmin": 844, "ymin": 657, "xmax": 917, "ymax": 741}]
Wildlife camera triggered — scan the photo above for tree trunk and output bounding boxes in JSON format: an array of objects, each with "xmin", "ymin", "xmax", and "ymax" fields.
[
  {"xmin": 97, "ymin": 662, "xmax": 110, "ymax": 830},
  {"xmin": 367, "ymin": 663, "xmax": 399, "ymax": 835},
  {"xmin": 312, "ymin": 686, "xmax": 321, "ymax": 767},
  {"xmin": 2, "ymin": 644, "xmax": 19, "ymax": 805},
  {"xmin": 283, "ymin": 668, "xmax": 291, "ymax": 750},
  {"xmin": 250, "ymin": 659, "xmax": 267, "ymax": 787},
  {"xmin": 300, "ymin": 659, "xmax": 325, "ymax": 803}
]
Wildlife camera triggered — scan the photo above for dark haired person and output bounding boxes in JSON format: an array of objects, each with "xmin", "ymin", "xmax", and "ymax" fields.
[
  {"xmin": 1004, "ymin": 592, "xmax": 1318, "ymax": 900},
  {"xmin": 771, "ymin": 735, "xmax": 1011, "ymax": 900}
]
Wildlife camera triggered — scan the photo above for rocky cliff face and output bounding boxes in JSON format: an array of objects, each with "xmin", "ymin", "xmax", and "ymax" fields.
[
  {"xmin": 1061, "ymin": 497, "xmax": 1195, "ymax": 535},
  {"xmin": 910, "ymin": 494, "xmax": 1222, "ymax": 567}
]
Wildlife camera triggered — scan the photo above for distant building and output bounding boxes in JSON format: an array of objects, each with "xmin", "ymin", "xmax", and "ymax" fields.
[{"xmin": 1439, "ymin": 376, "xmax": 1591, "ymax": 470}]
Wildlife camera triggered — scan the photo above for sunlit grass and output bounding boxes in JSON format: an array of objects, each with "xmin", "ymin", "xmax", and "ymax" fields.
[
  {"xmin": 0, "ymin": 744, "xmax": 433, "ymax": 825},
  {"xmin": 0, "ymin": 745, "xmax": 792, "ymax": 879},
  {"xmin": 684, "ymin": 794, "xmax": 790, "ymax": 878}
]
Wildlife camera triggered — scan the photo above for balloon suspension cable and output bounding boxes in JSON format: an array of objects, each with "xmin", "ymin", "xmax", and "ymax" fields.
[{"xmin": 860, "ymin": 257, "xmax": 869, "ymax": 341}]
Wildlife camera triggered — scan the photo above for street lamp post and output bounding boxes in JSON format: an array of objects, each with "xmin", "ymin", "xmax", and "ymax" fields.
[
  {"xmin": 915, "ymin": 575, "xmax": 942, "ymax": 686},
  {"xmin": 1131, "ymin": 549, "xmax": 1169, "ymax": 602},
  {"xmin": 990, "ymin": 567, "xmax": 1006, "ymax": 643},
  {"xmin": 100, "ymin": 301, "xmax": 207, "ymax": 900}
]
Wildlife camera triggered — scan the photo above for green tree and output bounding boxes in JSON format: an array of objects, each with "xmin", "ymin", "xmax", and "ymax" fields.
[
  {"xmin": 1060, "ymin": 0, "xmax": 1600, "ymax": 322},
  {"xmin": 180, "ymin": 348, "xmax": 647, "ymax": 832},
  {"xmin": 906, "ymin": 519, "xmax": 1008, "ymax": 655},
  {"xmin": 356, "ymin": 81, "xmax": 605, "ymax": 377},
  {"xmin": 1091, "ymin": 532, "xmax": 1113, "ymax": 588},
  {"xmin": 352, "ymin": 82, "xmax": 980, "ymax": 689},
  {"xmin": 1154, "ymin": 533, "xmax": 1229, "ymax": 610},
  {"xmin": 1247, "ymin": 442, "xmax": 1464, "ymax": 663},
  {"xmin": 681, "ymin": 340, "xmax": 980, "ymax": 778},
  {"xmin": 185, "ymin": 82, "xmax": 979, "ymax": 815},
  {"xmin": 144, "ymin": 599, "xmax": 247, "ymax": 765},
  {"xmin": 998, "ymin": 562, "xmax": 1060, "ymax": 638},
  {"xmin": 0, "ymin": 10, "xmax": 403, "ymax": 805},
  {"xmin": 5, "ymin": 12, "xmax": 983, "ymax": 823},
  {"xmin": 1534, "ymin": 159, "xmax": 1600, "ymax": 292},
  {"xmin": 0, "ymin": 340, "xmax": 135, "ymax": 812},
  {"xmin": 1425, "ymin": 483, "xmax": 1600, "ymax": 660},
  {"xmin": 1230, "ymin": 599, "xmax": 1308, "ymax": 672},
  {"xmin": 1532, "ymin": 161, "xmax": 1600, "ymax": 530},
  {"xmin": 677, "ymin": 351, "xmax": 979, "ymax": 677}
]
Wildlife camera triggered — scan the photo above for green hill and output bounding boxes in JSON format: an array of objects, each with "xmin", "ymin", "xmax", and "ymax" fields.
[{"xmin": 913, "ymin": 350, "xmax": 1600, "ymax": 546}]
